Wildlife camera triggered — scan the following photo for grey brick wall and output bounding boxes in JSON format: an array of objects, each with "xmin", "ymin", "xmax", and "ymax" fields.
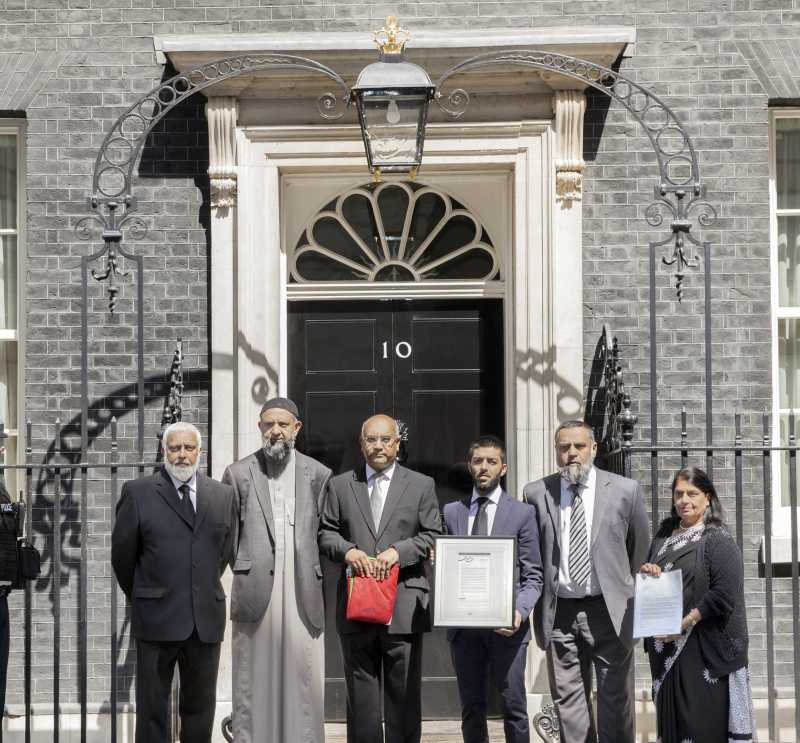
[{"xmin": 1, "ymin": 0, "xmax": 795, "ymax": 716}]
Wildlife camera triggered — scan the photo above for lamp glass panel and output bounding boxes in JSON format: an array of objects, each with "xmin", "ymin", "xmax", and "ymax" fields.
[{"xmin": 361, "ymin": 95, "xmax": 425, "ymax": 167}]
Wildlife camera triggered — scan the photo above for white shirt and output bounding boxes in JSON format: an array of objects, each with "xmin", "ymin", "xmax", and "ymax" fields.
[
  {"xmin": 557, "ymin": 466, "xmax": 600, "ymax": 598},
  {"xmin": 166, "ymin": 470, "xmax": 198, "ymax": 512},
  {"xmin": 366, "ymin": 461, "xmax": 395, "ymax": 524},
  {"xmin": 467, "ymin": 484, "xmax": 502, "ymax": 535},
  {"xmin": 366, "ymin": 461, "xmax": 396, "ymax": 491}
]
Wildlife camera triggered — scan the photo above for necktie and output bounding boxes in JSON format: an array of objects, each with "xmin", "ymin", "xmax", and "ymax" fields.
[
  {"xmin": 568, "ymin": 485, "xmax": 590, "ymax": 587},
  {"xmin": 179, "ymin": 483, "xmax": 195, "ymax": 527},
  {"xmin": 471, "ymin": 496, "xmax": 489, "ymax": 536},
  {"xmin": 370, "ymin": 473, "xmax": 386, "ymax": 530}
]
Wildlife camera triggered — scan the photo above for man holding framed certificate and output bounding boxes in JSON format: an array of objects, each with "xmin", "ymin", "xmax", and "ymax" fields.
[{"xmin": 440, "ymin": 436, "xmax": 543, "ymax": 743}]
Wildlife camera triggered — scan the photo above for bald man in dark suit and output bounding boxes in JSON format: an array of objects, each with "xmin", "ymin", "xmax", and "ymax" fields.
[{"xmin": 319, "ymin": 414, "xmax": 442, "ymax": 743}]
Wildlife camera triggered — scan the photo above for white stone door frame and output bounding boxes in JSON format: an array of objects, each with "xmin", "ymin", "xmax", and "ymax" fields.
[
  {"xmin": 208, "ymin": 119, "xmax": 585, "ymax": 729},
  {"xmin": 209, "ymin": 120, "xmax": 584, "ymax": 492}
]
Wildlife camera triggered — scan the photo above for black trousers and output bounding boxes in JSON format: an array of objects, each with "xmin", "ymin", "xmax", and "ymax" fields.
[
  {"xmin": 450, "ymin": 629, "xmax": 530, "ymax": 743},
  {"xmin": 340, "ymin": 628, "xmax": 423, "ymax": 743},
  {"xmin": 135, "ymin": 630, "xmax": 221, "ymax": 743}
]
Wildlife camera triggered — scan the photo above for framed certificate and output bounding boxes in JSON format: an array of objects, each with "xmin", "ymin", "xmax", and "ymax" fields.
[{"xmin": 433, "ymin": 535, "xmax": 516, "ymax": 628}]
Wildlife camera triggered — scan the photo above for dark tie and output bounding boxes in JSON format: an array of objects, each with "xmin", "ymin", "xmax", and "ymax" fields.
[
  {"xmin": 178, "ymin": 483, "xmax": 195, "ymax": 527},
  {"xmin": 471, "ymin": 496, "xmax": 489, "ymax": 536},
  {"xmin": 568, "ymin": 484, "xmax": 590, "ymax": 587}
]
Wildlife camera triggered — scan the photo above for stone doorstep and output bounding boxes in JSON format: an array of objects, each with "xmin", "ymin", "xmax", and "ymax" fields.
[{"xmin": 324, "ymin": 720, "xmax": 507, "ymax": 742}]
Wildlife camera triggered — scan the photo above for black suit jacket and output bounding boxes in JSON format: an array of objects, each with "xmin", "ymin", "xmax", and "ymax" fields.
[
  {"xmin": 318, "ymin": 464, "xmax": 442, "ymax": 635},
  {"xmin": 111, "ymin": 468, "xmax": 236, "ymax": 644}
]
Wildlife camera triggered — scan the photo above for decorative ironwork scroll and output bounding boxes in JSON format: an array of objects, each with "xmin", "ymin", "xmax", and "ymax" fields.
[
  {"xmin": 532, "ymin": 701, "xmax": 561, "ymax": 741},
  {"xmin": 161, "ymin": 338, "xmax": 184, "ymax": 431},
  {"xmin": 81, "ymin": 55, "xmax": 350, "ymax": 310},
  {"xmin": 80, "ymin": 49, "xmax": 715, "ymax": 305},
  {"xmin": 435, "ymin": 50, "xmax": 717, "ymax": 298},
  {"xmin": 599, "ymin": 325, "xmax": 637, "ymax": 459}
]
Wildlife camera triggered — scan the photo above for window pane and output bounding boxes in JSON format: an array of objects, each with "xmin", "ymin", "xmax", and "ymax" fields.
[
  {"xmin": 0, "ymin": 235, "xmax": 16, "ymax": 330},
  {"xmin": 779, "ymin": 318, "xmax": 800, "ymax": 409},
  {"xmin": 0, "ymin": 435, "xmax": 17, "ymax": 500},
  {"xmin": 0, "ymin": 134, "xmax": 15, "ymax": 230},
  {"xmin": 0, "ymin": 342, "xmax": 16, "ymax": 431},
  {"xmin": 778, "ymin": 215, "xmax": 800, "ymax": 307},
  {"xmin": 776, "ymin": 118, "xmax": 800, "ymax": 210},
  {"xmin": 780, "ymin": 414, "xmax": 800, "ymax": 508}
]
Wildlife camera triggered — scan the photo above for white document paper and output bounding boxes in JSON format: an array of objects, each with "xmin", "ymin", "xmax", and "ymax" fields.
[
  {"xmin": 633, "ymin": 569, "xmax": 683, "ymax": 639},
  {"xmin": 457, "ymin": 552, "xmax": 491, "ymax": 606}
]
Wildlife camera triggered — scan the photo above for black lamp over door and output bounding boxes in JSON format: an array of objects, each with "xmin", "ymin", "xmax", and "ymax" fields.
[{"xmin": 351, "ymin": 16, "xmax": 436, "ymax": 180}]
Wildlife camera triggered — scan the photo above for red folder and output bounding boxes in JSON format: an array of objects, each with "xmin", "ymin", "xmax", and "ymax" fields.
[{"xmin": 346, "ymin": 563, "xmax": 400, "ymax": 624}]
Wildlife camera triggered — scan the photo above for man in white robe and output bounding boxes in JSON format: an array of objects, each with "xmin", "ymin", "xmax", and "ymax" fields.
[{"xmin": 223, "ymin": 398, "xmax": 332, "ymax": 743}]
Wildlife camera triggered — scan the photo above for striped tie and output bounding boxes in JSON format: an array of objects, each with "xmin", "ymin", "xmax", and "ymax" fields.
[{"xmin": 568, "ymin": 484, "xmax": 590, "ymax": 587}]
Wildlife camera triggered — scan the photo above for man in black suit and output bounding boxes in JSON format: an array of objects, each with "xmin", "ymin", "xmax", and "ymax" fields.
[
  {"xmin": 319, "ymin": 414, "xmax": 442, "ymax": 743},
  {"xmin": 111, "ymin": 421, "xmax": 236, "ymax": 743}
]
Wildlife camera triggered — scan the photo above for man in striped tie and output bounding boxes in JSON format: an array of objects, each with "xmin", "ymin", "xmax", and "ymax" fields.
[{"xmin": 523, "ymin": 420, "xmax": 649, "ymax": 743}]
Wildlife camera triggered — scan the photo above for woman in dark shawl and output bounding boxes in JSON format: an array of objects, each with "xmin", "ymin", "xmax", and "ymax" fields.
[{"xmin": 639, "ymin": 467, "xmax": 756, "ymax": 743}]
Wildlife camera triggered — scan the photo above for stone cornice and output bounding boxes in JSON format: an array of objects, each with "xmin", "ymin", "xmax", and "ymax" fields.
[{"xmin": 154, "ymin": 27, "xmax": 635, "ymax": 97}]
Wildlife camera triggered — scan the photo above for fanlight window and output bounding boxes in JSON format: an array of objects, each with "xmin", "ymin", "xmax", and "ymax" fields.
[{"xmin": 290, "ymin": 182, "xmax": 500, "ymax": 283}]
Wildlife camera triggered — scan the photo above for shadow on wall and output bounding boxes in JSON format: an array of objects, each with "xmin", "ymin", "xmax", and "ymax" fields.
[
  {"xmin": 514, "ymin": 347, "xmax": 584, "ymax": 421},
  {"xmin": 26, "ymin": 369, "xmax": 209, "ymax": 705},
  {"xmin": 237, "ymin": 331, "xmax": 280, "ymax": 406}
]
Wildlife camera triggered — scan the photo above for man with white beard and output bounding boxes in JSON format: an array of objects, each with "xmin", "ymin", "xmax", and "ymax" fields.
[
  {"xmin": 223, "ymin": 398, "xmax": 332, "ymax": 743},
  {"xmin": 111, "ymin": 421, "xmax": 236, "ymax": 743},
  {"xmin": 523, "ymin": 420, "xmax": 649, "ymax": 743}
]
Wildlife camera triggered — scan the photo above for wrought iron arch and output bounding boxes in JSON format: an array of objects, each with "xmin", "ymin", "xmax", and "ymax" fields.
[
  {"xmin": 90, "ymin": 55, "xmax": 349, "ymax": 211},
  {"xmin": 437, "ymin": 51, "xmax": 698, "ymax": 192},
  {"xmin": 80, "ymin": 49, "xmax": 715, "ymax": 307}
]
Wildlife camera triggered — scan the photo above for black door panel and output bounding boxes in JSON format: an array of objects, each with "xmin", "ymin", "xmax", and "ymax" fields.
[{"xmin": 288, "ymin": 299, "xmax": 504, "ymax": 720}]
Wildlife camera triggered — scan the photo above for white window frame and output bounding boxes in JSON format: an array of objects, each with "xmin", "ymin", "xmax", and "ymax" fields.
[
  {"xmin": 769, "ymin": 107, "xmax": 800, "ymax": 546},
  {"xmin": 0, "ymin": 119, "xmax": 26, "ymax": 498}
]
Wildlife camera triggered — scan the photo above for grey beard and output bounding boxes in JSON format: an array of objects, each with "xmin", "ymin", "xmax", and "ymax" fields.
[
  {"xmin": 262, "ymin": 436, "xmax": 295, "ymax": 463},
  {"xmin": 165, "ymin": 460, "xmax": 199, "ymax": 482},
  {"xmin": 559, "ymin": 461, "xmax": 593, "ymax": 486}
]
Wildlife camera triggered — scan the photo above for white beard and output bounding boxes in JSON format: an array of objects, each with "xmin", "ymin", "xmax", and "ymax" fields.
[
  {"xmin": 165, "ymin": 460, "xmax": 199, "ymax": 482},
  {"xmin": 262, "ymin": 436, "xmax": 295, "ymax": 463}
]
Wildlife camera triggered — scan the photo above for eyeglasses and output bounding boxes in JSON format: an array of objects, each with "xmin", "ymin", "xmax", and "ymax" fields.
[{"xmin": 363, "ymin": 436, "xmax": 397, "ymax": 446}]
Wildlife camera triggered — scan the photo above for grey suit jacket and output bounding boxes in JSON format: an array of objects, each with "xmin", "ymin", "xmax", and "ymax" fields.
[
  {"xmin": 523, "ymin": 468, "xmax": 649, "ymax": 649},
  {"xmin": 222, "ymin": 449, "xmax": 332, "ymax": 631},
  {"xmin": 318, "ymin": 464, "xmax": 443, "ymax": 635}
]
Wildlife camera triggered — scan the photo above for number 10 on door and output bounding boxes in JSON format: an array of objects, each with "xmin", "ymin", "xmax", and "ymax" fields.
[{"xmin": 382, "ymin": 341, "xmax": 412, "ymax": 359}]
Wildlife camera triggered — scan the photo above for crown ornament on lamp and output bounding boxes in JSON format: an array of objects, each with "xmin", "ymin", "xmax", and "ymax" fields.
[
  {"xmin": 373, "ymin": 15, "xmax": 411, "ymax": 55},
  {"xmin": 351, "ymin": 16, "xmax": 435, "ymax": 181}
]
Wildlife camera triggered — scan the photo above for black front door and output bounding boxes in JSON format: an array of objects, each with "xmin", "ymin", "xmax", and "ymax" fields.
[{"xmin": 288, "ymin": 298, "xmax": 505, "ymax": 720}]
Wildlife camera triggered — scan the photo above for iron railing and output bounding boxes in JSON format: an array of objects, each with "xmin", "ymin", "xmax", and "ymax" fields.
[
  {"xmin": 1, "ymin": 410, "xmax": 798, "ymax": 742},
  {"xmin": 584, "ymin": 324, "xmax": 795, "ymax": 743}
]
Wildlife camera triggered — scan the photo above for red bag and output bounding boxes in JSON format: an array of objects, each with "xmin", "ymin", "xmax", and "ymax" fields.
[{"xmin": 346, "ymin": 563, "xmax": 400, "ymax": 624}]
